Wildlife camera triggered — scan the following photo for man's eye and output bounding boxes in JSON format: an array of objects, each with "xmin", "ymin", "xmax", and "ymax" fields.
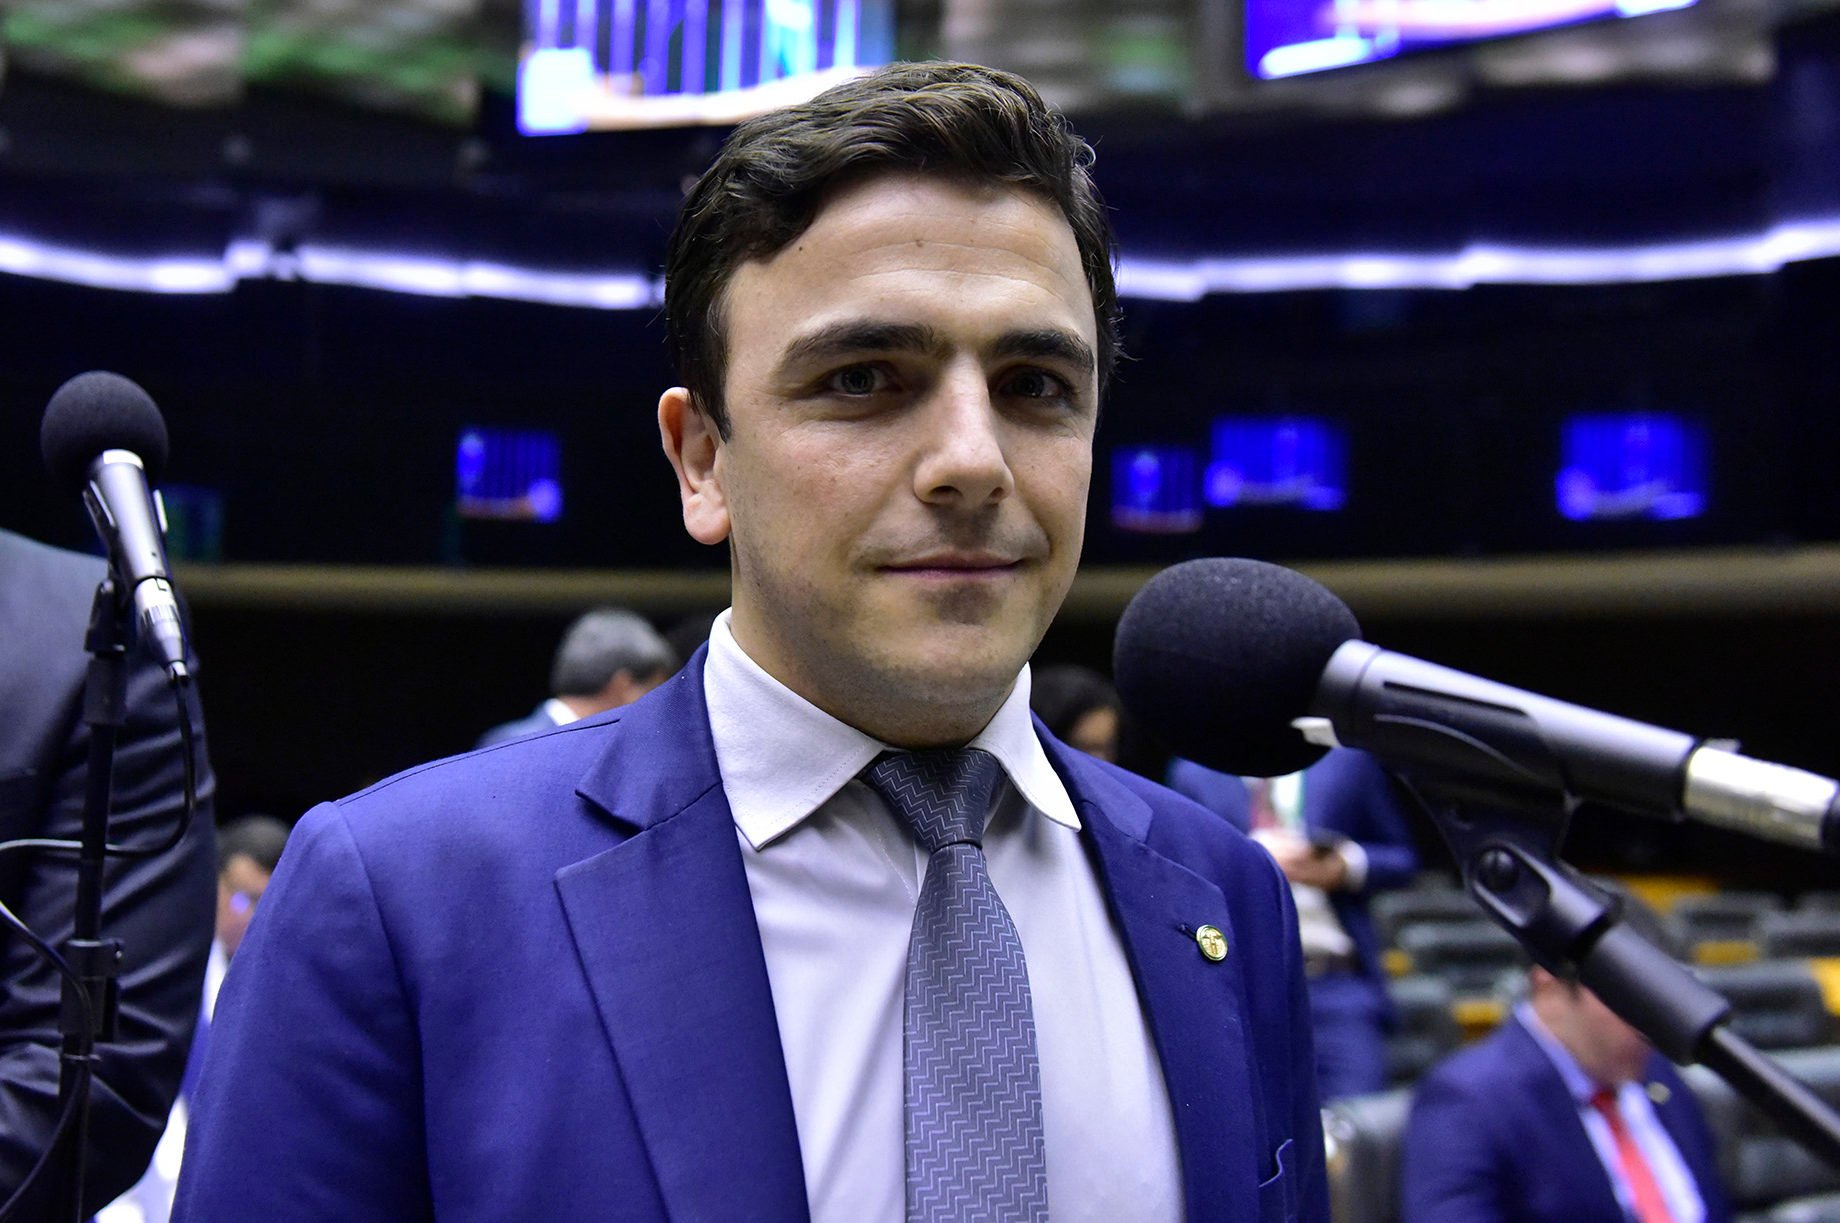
[
  {"xmin": 829, "ymin": 366, "xmax": 884, "ymax": 395},
  {"xmin": 1005, "ymin": 369, "xmax": 1072, "ymax": 400}
]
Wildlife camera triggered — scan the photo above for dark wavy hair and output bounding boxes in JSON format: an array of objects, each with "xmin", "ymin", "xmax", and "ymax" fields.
[{"xmin": 664, "ymin": 60, "xmax": 1120, "ymax": 436}]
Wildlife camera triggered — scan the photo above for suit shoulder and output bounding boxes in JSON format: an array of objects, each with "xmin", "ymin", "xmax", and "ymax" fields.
[
  {"xmin": 1075, "ymin": 757, "xmax": 1285, "ymax": 897},
  {"xmin": 0, "ymin": 530, "xmax": 103, "ymax": 631},
  {"xmin": 1414, "ymin": 1022, "xmax": 1545, "ymax": 1106},
  {"xmin": 331, "ymin": 714, "xmax": 621, "ymax": 843}
]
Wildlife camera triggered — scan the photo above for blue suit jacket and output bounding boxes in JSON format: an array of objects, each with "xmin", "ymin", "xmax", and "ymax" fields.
[
  {"xmin": 174, "ymin": 651, "xmax": 1328, "ymax": 1222},
  {"xmin": 1400, "ymin": 1014, "xmax": 1732, "ymax": 1223},
  {"xmin": 474, "ymin": 700, "xmax": 564, "ymax": 749},
  {"xmin": 1165, "ymin": 750, "xmax": 1419, "ymax": 986}
]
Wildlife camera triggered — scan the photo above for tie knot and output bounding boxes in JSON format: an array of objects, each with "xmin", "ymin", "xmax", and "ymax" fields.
[{"xmin": 862, "ymin": 748, "xmax": 1002, "ymax": 853}]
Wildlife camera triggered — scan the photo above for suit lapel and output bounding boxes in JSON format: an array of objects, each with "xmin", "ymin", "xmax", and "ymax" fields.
[
  {"xmin": 1047, "ymin": 738, "xmax": 1263, "ymax": 1220},
  {"xmin": 1500, "ymin": 1017, "xmax": 1631, "ymax": 1217},
  {"xmin": 556, "ymin": 656, "xmax": 808, "ymax": 1222}
]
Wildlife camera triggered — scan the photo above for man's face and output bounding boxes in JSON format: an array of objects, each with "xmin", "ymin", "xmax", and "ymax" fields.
[
  {"xmin": 660, "ymin": 172, "xmax": 1098, "ymax": 746},
  {"xmin": 1534, "ymin": 970, "xmax": 1653, "ymax": 1086},
  {"xmin": 216, "ymin": 853, "xmax": 272, "ymax": 959}
]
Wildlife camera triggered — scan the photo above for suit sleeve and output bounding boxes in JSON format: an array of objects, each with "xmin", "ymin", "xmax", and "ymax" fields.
[
  {"xmin": 1398, "ymin": 1070, "xmax": 1511, "ymax": 1223},
  {"xmin": 0, "ymin": 638, "xmax": 216, "ymax": 1213},
  {"xmin": 1339, "ymin": 753, "xmax": 1418, "ymax": 894},
  {"xmin": 173, "ymin": 802, "xmax": 433, "ymax": 1220},
  {"xmin": 1271, "ymin": 865, "xmax": 1331, "ymax": 1223}
]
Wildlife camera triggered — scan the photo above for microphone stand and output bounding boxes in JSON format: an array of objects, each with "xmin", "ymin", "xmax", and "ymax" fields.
[
  {"xmin": 46, "ymin": 577, "xmax": 130, "ymax": 1223},
  {"xmin": 1397, "ymin": 772, "xmax": 1840, "ymax": 1171}
]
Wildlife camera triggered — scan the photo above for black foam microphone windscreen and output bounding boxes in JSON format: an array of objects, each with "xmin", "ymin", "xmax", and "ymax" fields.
[
  {"xmin": 40, "ymin": 371, "xmax": 170, "ymax": 491},
  {"xmin": 1112, "ymin": 557, "xmax": 1361, "ymax": 778}
]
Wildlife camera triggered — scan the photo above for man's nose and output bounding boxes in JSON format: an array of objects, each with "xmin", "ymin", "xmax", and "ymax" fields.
[{"xmin": 912, "ymin": 370, "xmax": 1015, "ymax": 508}]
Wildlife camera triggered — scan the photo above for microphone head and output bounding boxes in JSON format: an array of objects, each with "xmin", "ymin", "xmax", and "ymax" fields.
[
  {"xmin": 40, "ymin": 371, "xmax": 169, "ymax": 491},
  {"xmin": 1113, "ymin": 557, "xmax": 1361, "ymax": 778}
]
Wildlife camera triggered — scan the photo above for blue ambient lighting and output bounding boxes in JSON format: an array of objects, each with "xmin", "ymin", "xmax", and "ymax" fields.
[
  {"xmin": 1205, "ymin": 418, "xmax": 1347, "ymax": 511},
  {"xmin": 457, "ymin": 428, "xmax": 565, "ymax": 523},
  {"xmin": 1112, "ymin": 447, "xmax": 1203, "ymax": 534},
  {"xmin": 6, "ymin": 215, "xmax": 1840, "ymax": 302},
  {"xmin": 1556, "ymin": 413, "xmax": 1706, "ymax": 522}
]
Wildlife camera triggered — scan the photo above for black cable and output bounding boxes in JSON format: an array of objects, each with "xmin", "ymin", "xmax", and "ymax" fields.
[
  {"xmin": 0, "ymin": 899, "xmax": 95, "ymax": 1223},
  {"xmin": 0, "ymin": 675, "xmax": 199, "ymax": 865},
  {"xmin": 0, "ymin": 672, "xmax": 199, "ymax": 1215}
]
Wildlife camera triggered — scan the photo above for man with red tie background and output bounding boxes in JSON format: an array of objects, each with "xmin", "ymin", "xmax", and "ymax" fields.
[{"xmin": 1399, "ymin": 893, "xmax": 1731, "ymax": 1223}]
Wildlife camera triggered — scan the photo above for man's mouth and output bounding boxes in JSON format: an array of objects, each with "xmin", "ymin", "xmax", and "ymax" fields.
[{"xmin": 882, "ymin": 552, "xmax": 1024, "ymax": 578}]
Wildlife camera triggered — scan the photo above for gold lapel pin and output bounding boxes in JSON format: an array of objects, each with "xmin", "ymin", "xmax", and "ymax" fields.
[
  {"xmin": 1195, "ymin": 924, "xmax": 1228, "ymax": 962},
  {"xmin": 1646, "ymin": 1082, "xmax": 1671, "ymax": 1106}
]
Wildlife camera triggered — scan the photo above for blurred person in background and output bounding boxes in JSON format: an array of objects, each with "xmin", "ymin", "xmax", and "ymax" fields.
[
  {"xmin": 475, "ymin": 607, "xmax": 675, "ymax": 748},
  {"xmin": 0, "ymin": 526, "xmax": 216, "ymax": 1215},
  {"xmin": 1168, "ymin": 748, "xmax": 1418, "ymax": 1100},
  {"xmin": 1400, "ymin": 889, "xmax": 1731, "ymax": 1223},
  {"xmin": 101, "ymin": 815, "xmax": 290, "ymax": 1223},
  {"xmin": 1029, "ymin": 663, "xmax": 1122, "ymax": 762},
  {"xmin": 207, "ymin": 816, "xmax": 290, "ymax": 1009}
]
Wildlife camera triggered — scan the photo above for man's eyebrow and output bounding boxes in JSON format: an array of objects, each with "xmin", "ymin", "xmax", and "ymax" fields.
[
  {"xmin": 775, "ymin": 321, "xmax": 948, "ymax": 374},
  {"xmin": 990, "ymin": 329, "xmax": 1096, "ymax": 378}
]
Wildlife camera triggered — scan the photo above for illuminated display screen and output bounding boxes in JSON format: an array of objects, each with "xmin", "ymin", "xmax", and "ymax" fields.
[
  {"xmin": 1244, "ymin": 0, "xmax": 1697, "ymax": 80},
  {"xmin": 520, "ymin": 0, "xmax": 896, "ymax": 134},
  {"xmin": 1556, "ymin": 413, "xmax": 1705, "ymax": 521},
  {"xmin": 1112, "ymin": 447, "xmax": 1203, "ymax": 534},
  {"xmin": 1204, "ymin": 417, "xmax": 1347, "ymax": 511},
  {"xmin": 456, "ymin": 428, "xmax": 564, "ymax": 522}
]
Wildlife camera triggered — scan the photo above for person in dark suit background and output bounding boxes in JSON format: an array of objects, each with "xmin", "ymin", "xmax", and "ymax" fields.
[
  {"xmin": 102, "ymin": 814, "xmax": 290, "ymax": 1223},
  {"xmin": 1029, "ymin": 664, "xmax": 1121, "ymax": 763},
  {"xmin": 1167, "ymin": 748, "xmax": 1419, "ymax": 1099},
  {"xmin": 475, "ymin": 606, "xmax": 675, "ymax": 748},
  {"xmin": 175, "ymin": 61, "xmax": 1327, "ymax": 1222},
  {"xmin": 0, "ymin": 527, "xmax": 216, "ymax": 1214},
  {"xmin": 1399, "ymin": 893, "xmax": 1731, "ymax": 1223}
]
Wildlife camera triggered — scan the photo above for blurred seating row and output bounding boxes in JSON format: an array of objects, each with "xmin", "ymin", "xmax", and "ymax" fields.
[
  {"xmin": 1376, "ymin": 886, "xmax": 1840, "ymax": 970},
  {"xmin": 1326, "ymin": 1045, "xmax": 1840, "ymax": 1223},
  {"xmin": 1373, "ymin": 882, "xmax": 1840, "ymax": 1090}
]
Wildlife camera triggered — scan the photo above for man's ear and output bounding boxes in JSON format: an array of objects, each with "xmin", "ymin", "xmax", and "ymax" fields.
[{"xmin": 658, "ymin": 387, "xmax": 731, "ymax": 545}]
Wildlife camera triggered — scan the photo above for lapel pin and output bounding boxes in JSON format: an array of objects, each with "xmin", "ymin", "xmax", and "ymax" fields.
[
  {"xmin": 1646, "ymin": 1082, "xmax": 1671, "ymax": 1105},
  {"xmin": 1195, "ymin": 924, "xmax": 1228, "ymax": 963}
]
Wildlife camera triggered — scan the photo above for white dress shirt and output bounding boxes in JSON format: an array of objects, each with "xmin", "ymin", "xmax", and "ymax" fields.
[
  {"xmin": 1518, "ymin": 1003, "xmax": 1707, "ymax": 1223},
  {"xmin": 704, "ymin": 611, "xmax": 1184, "ymax": 1223}
]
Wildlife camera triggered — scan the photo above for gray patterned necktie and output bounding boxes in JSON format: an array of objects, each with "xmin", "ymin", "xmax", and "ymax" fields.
[{"xmin": 861, "ymin": 748, "xmax": 1049, "ymax": 1223}]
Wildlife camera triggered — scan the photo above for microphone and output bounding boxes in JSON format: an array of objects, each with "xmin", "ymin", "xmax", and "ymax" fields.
[
  {"xmin": 40, "ymin": 371, "xmax": 190, "ymax": 684},
  {"xmin": 1114, "ymin": 556, "xmax": 1840, "ymax": 856}
]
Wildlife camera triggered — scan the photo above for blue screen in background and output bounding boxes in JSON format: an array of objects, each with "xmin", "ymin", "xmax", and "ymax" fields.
[
  {"xmin": 521, "ymin": 0, "xmax": 896, "ymax": 133},
  {"xmin": 1204, "ymin": 417, "xmax": 1347, "ymax": 511},
  {"xmin": 457, "ymin": 428, "xmax": 564, "ymax": 523},
  {"xmin": 1244, "ymin": 0, "xmax": 1697, "ymax": 80},
  {"xmin": 1557, "ymin": 413, "xmax": 1706, "ymax": 521},
  {"xmin": 1112, "ymin": 446, "xmax": 1204, "ymax": 534}
]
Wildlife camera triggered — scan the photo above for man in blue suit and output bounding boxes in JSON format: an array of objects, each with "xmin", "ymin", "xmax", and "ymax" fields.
[
  {"xmin": 1168, "ymin": 749, "xmax": 1419, "ymax": 1100},
  {"xmin": 1400, "ymin": 909, "xmax": 1731, "ymax": 1223},
  {"xmin": 175, "ymin": 61, "xmax": 1327, "ymax": 1222}
]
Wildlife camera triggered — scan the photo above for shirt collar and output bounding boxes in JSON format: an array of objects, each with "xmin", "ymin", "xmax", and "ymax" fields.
[
  {"xmin": 703, "ymin": 610, "xmax": 1080, "ymax": 850},
  {"xmin": 1516, "ymin": 999, "xmax": 1606, "ymax": 1105}
]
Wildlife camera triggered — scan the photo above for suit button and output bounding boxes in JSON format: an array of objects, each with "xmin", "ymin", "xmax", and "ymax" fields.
[{"xmin": 1196, "ymin": 924, "xmax": 1227, "ymax": 962}]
